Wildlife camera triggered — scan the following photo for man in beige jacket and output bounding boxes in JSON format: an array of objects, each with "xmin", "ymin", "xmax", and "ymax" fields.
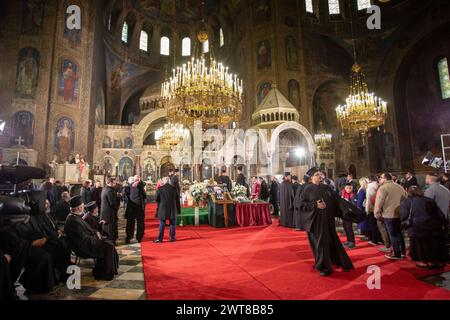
[{"xmin": 374, "ymin": 172, "xmax": 408, "ymax": 260}]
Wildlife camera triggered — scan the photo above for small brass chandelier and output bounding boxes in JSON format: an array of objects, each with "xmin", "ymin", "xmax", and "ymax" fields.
[
  {"xmin": 155, "ymin": 122, "xmax": 189, "ymax": 148},
  {"xmin": 160, "ymin": 7, "xmax": 243, "ymax": 128},
  {"xmin": 314, "ymin": 121, "xmax": 333, "ymax": 149},
  {"xmin": 335, "ymin": 3, "xmax": 387, "ymax": 137}
]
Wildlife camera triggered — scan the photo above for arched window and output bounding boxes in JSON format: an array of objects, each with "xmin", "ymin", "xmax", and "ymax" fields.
[
  {"xmin": 161, "ymin": 36, "xmax": 170, "ymax": 56},
  {"xmin": 305, "ymin": 0, "xmax": 313, "ymax": 13},
  {"xmin": 140, "ymin": 31, "xmax": 148, "ymax": 51},
  {"xmin": 219, "ymin": 28, "xmax": 224, "ymax": 47},
  {"xmin": 182, "ymin": 37, "xmax": 191, "ymax": 56},
  {"xmin": 203, "ymin": 40, "xmax": 209, "ymax": 53},
  {"xmin": 438, "ymin": 57, "xmax": 450, "ymax": 99},
  {"xmin": 328, "ymin": 0, "xmax": 340, "ymax": 14},
  {"xmin": 357, "ymin": 0, "xmax": 371, "ymax": 11},
  {"xmin": 121, "ymin": 21, "xmax": 128, "ymax": 43}
]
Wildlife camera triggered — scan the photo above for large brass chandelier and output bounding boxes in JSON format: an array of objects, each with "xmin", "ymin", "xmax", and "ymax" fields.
[
  {"xmin": 155, "ymin": 122, "xmax": 189, "ymax": 148},
  {"xmin": 336, "ymin": 63, "xmax": 387, "ymax": 136},
  {"xmin": 314, "ymin": 121, "xmax": 332, "ymax": 149},
  {"xmin": 160, "ymin": 27, "xmax": 243, "ymax": 127}
]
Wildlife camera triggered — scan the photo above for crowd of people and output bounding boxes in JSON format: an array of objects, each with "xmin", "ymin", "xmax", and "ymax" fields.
[{"xmin": 1, "ymin": 166, "xmax": 449, "ymax": 299}]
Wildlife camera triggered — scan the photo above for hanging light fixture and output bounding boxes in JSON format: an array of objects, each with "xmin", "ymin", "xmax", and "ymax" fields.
[
  {"xmin": 160, "ymin": 3, "xmax": 243, "ymax": 128},
  {"xmin": 335, "ymin": 3, "xmax": 388, "ymax": 137},
  {"xmin": 314, "ymin": 121, "xmax": 333, "ymax": 149},
  {"xmin": 155, "ymin": 122, "xmax": 190, "ymax": 148}
]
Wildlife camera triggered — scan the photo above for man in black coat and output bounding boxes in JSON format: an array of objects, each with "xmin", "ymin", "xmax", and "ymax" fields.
[
  {"xmin": 125, "ymin": 176, "xmax": 147, "ymax": 243},
  {"xmin": 55, "ymin": 191, "xmax": 71, "ymax": 225},
  {"xmin": 83, "ymin": 201, "xmax": 104, "ymax": 234},
  {"xmin": 236, "ymin": 166, "xmax": 249, "ymax": 197},
  {"xmin": 91, "ymin": 180, "xmax": 103, "ymax": 211},
  {"xmin": 170, "ymin": 169, "xmax": 181, "ymax": 195},
  {"xmin": 154, "ymin": 177, "xmax": 181, "ymax": 243},
  {"xmin": 100, "ymin": 177, "xmax": 119, "ymax": 244},
  {"xmin": 293, "ymin": 175, "xmax": 310, "ymax": 231},
  {"xmin": 65, "ymin": 196, "xmax": 118, "ymax": 281},
  {"xmin": 280, "ymin": 172, "xmax": 294, "ymax": 228},
  {"xmin": 269, "ymin": 176, "xmax": 280, "ymax": 216},
  {"xmin": 217, "ymin": 168, "xmax": 232, "ymax": 192},
  {"xmin": 259, "ymin": 177, "xmax": 270, "ymax": 201},
  {"xmin": 0, "ymin": 249, "xmax": 15, "ymax": 300},
  {"xmin": 403, "ymin": 171, "xmax": 418, "ymax": 190}
]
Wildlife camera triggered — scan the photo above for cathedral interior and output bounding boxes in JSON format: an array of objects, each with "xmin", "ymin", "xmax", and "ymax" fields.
[{"xmin": 0, "ymin": 0, "xmax": 449, "ymax": 182}]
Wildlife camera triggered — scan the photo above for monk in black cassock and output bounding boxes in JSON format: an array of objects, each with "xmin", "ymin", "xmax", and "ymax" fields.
[
  {"xmin": 299, "ymin": 168, "xmax": 353, "ymax": 276},
  {"xmin": 236, "ymin": 166, "xmax": 250, "ymax": 197},
  {"xmin": 65, "ymin": 196, "xmax": 118, "ymax": 281},
  {"xmin": 0, "ymin": 249, "xmax": 15, "ymax": 300},
  {"xmin": 269, "ymin": 176, "xmax": 280, "ymax": 216},
  {"xmin": 100, "ymin": 176, "xmax": 119, "ymax": 244},
  {"xmin": 217, "ymin": 168, "xmax": 233, "ymax": 192},
  {"xmin": 0, "ymin": 196, "xmax": 55, "ymax": 294},
  {"xmin": 293, "ymin": 175, "xmax": 310, "ymax": 231},
  {"xmin": 279, "ymin": 172, "xmax": 294, "ymax": 227},
  {"xmin": 83, "ymin": 201, "xmax": 104, "ymax": 233},
  {"xmin": 16, "ymin": 194, "xmax": 70, "ymax": 284}
]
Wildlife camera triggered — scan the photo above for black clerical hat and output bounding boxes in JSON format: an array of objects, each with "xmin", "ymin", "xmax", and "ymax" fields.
[
  {"xmin": 305, "ymin": 167, "xmax": 319, "ymax": 178},
  {"xmin": 85, "ymin": 201, "xmax": 97, "ymax": 212},
  {"xmin": 69, "ymin": 195, "xmax": 83, "ymax": 209},
  {"xmin": 284, "ymin": 172, "xmax": 291, "ymax": 177},
  {"xmin": 292, "ymin": 175, "xmax": 298, "ymax": 181}
]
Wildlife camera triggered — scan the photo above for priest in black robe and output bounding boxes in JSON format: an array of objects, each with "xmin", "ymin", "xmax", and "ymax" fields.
[
  {"xmin": 269, "ymin": 176, "xmax": 280, "ymax": 216},
  {"xmin": 236, "ymin": 166, "xmax": 249, "ymax": 197},
  {"xmin": 83, "ymin": 201, "xmax": 104, "ymax": 233},
  {"xmin": 293, "ymin": 175, "xmax": 310, "ymax": 231},
  {"xmin": 299, "ymin": 168, "xmax": 354, "ymax": 276},
  {"xmin": 279, "ymin": 172, "xmax": 294, "ymax": 227},
  {"xmin": 100, "ymin": 177, "xmax": 119, "ymax": 244},
  {"xmin": 16, "ymin": 196, "xmax": 70, "ymax": 284},
  {"xmin": 65, "ymin": 196, "xmax": 118, "ymax": 281},
  {"xmin": 216, "ymin": 168, "xmax": 233, "ymax": 192},
  {"xmin": 0, "ymin": 250, "xmax": 15, "ymax": 300}
]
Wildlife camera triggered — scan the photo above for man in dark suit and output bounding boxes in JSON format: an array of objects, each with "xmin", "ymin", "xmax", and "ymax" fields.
[
  {"xmin": 100, "ymin": 176, "xmax": 119, "ymax": 244},
  {"xmin": 125, "ymin": 176, "xmax": 147, "ymax": 244},
  {"xmin": 259, "ymin": 177, "xmax": 270, "ymax": 201},
  {"xmin": 154, "ymin": 177, "xmax": 181, "ymax": 243}
]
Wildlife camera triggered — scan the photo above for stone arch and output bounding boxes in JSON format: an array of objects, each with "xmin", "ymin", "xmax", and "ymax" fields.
[
  {"xmin": 270, "ymin": 121, "xmax": 316, "ymax": 157},
  {"xmin": 132, "ymin": 108, "xmax": 167, "ymax": 147}
]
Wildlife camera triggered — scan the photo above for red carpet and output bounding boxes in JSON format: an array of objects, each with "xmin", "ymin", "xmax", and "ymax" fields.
[{"xmin": 141, "ymin": 204, "xmax": 450, "ymax": 300}]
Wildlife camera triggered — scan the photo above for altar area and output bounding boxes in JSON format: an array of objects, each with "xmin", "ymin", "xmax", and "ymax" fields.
[{"xmin": 53, "ymin": 163, "xmax": 90, "ymax": 184}]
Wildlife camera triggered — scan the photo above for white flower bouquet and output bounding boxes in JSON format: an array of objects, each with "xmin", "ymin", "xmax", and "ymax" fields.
[
  {"xmin": 231, "ymin": 185, "xmax": 248, "ymax": 198},
  {"xmin": 189, "ymin": 182, "xmax": 209, "ymax": 206}
]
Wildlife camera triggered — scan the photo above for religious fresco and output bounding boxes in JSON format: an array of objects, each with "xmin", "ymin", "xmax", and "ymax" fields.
[
  {"xmin": 285, "ymin": 36, "xmax": 298, "ymax": 67},
  {"xmin": 257, "ymin": 40, "xmax": 271, "ymax": 70},
  {"xmin": 95, "ymin": 87, "xmax": 105, "ymax": 125},
  {"xmin": 142, "ymin": 157, "xmax": 156, "ymax": 181},
  {"xmin": 102, "ymin": 156, "xmax": 115, "ymax": 176},
  {"xmin": 54, "ymin": 117, "xmax": 75, "ymax": 162},
  {"xmin": 113, "ymin": 137, "xmax": 123, "ymax": 149},
  {"xmin": 58, "ymin": 59, "xmax": 79, "ymax": 104},
  {"xmin": 253, "ymin": 0, "xmax": 272, "ymax": 26},
  {"xmin": 288, "ymin": 79, "xmax": 300, "ymax": 109},
  {"xmin": 16, "ymin": 47, "xmax": 40, "ymax": 99},
  {"xmin": 21, "ymin": 0, "xmax": 44, "ymax": 36},
  {"xmin": 64, "ymin": 7, "xmax": 82, "ymax": 48},
  {"xmin": 11, "ymin": 111, "xmax": 35, "ymax": 147},
  {"xmin": 257, "ymin": 82, "xmax": 272, "ymax": 105},
  {"xmin": 106, "ymin": 50, "xmax": 139, "ymax": 122},
  {"xmin": 124, "ymin": 136, "xmax": 133, "ymax": 149},
  {"xmin": 118, "ymin": 157, "xmax": 134, "ymax": 182},
  {"xmin": 102, "ymin": 136, "xmax": 112, "ymax": 149}
]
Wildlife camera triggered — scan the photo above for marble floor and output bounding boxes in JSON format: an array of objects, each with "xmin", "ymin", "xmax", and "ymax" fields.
[{"xmin": 28, "ymin": 211, "xmax": 147, "ymax": 300}]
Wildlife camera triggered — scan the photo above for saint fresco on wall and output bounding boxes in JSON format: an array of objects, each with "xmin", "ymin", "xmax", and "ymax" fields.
[
  {"xmin": 58, "ymin": 59, "xmax": 79, "ymax": 104},
  {"xmin": 113, "ymin": 137, "xmax": 123, "ymax": 149},
  {"xmin": 288, "ymin": 79, "xmax": 300, "ymax": 109},
  {"xmin": 124, "ymin": 137, "xmax": 133, "ymax": 149},
  {"xmin": 102, "ymin": 136, "xmax": 112, "ymax": 149},
  {"xmin": 16, "ymin": 47, "xmax": 40, "ymax": 98},
  {"xmin": 22, "ymin": 0, "xmax": 44, "ymax": 35},
  {"xmin": 142, "ymin": 157, "xmax": 156, "ymax": 181},
  {"xmin": 257, "ymin": 82, "xmax": 272, "ymax": 105},
  {"xmin": 64, "ymin": 7, "xmax": 82, "ymax": 48},
  {"xmin": 11, "ymin": 111, "xmax": 34, "ymax": 147},
  {"xmin": 102, "ymin": 156, "xmax": 115, "ymax": 176},
  {"xmin": 119, "ymin": 157, "xmax": 134, "ymax": 182},
  {"xmin": 253, "ymin": 0, "xmax": 271, "ymax": 26},
  {"xmin": 285, "ymin": 36, "xmax": 298, "ymax": 67},
  {"xmin": 257, "ymin": 40, "xmax": 271, "ymax": 70},
  {"xmin": 54, "ymin": 117, "xmax": 75, "ymax": 162},
  {"xmin": 95, "ymin": 87, "xmax": 105, "ymax": 125}
]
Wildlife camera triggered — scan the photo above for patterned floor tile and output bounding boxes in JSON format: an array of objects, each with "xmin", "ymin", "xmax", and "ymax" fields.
[
  {"xmin": 117, "ymin": 272, "xmax": 144, "ymax": 281},
  {"xmin": 89, "ymin": 288, "xmax": 145, "ymax": 300},
  {"xmin": 106, "ymin": 279, "xmax": 145, "ymax": 290}
]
